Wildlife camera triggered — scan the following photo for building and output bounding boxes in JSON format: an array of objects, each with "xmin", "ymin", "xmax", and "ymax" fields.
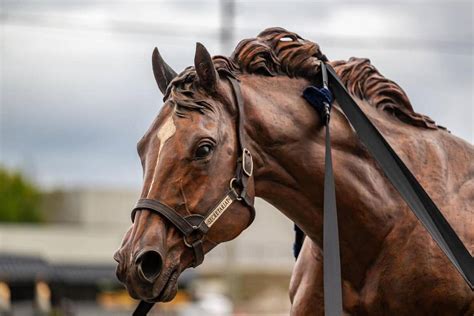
[{"xmin": 0, "ymin": 189, "xmax": 296, "ymax": 314}]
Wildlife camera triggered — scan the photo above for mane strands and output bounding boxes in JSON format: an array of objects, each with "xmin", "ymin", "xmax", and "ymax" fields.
[{"xmin": 167, "ymin": 27, "xmax": 439, "ymax": 130}]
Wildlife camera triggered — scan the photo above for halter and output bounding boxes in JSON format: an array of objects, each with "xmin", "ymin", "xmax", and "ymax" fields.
[{"xmin": 131, "ymin": 76, "xmax": 255, "ymax": 269}]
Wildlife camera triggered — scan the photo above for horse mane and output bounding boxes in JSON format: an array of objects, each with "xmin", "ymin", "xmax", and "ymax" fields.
[
  {"xmin": 330, "ymin": 58, "xmax": 438, "ymax": 129},
  {"xmin": 168, "ymin": 27, "xmax": 439, "ymax": 130}
]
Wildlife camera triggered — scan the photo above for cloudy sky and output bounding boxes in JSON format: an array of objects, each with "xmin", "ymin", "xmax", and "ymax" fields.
[{"xmin": 1, "ymin": 0, "xmax": 472, "ymax": 189}]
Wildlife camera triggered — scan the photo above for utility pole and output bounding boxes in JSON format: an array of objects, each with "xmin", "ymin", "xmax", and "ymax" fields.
[
  {"xmin": 220, "ymin": 0, "xmax": 235, "ymax": 54},
  {"xmin": 219, "ymin": 0, "xmax": 241, "ymax": 307}
]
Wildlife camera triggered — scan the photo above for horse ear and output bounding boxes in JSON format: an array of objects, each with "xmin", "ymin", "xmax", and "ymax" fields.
[
  {"xmin": 152, "ymin": 47, "xmax": 177, "ymax": 95},
  {"xmin": 194, "ymin": 42, "xmax": 219, "ymax": 92}
]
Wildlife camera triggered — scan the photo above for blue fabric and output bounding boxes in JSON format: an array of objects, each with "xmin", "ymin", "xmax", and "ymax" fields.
[
  {"xmin": 294, "ymin": 85, "xmax": 334, "ymax": 260},
  {"xmin": 293, "ymin": 224, "xmax": 305, "ymax": 259},
  {"xmin": 303, "ymin": 86, "xmax": 333, "ymax": 118}
]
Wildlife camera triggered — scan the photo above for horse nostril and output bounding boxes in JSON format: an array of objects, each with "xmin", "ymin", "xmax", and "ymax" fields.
[{"xmin": 136, "ymin": 250, "xmax": 163, "ymax": 283}]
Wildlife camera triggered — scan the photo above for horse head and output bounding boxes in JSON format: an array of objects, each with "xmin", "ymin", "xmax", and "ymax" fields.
[{"xmin": 114, "ymin": 43, "xmax": 255, "ymax": 302}]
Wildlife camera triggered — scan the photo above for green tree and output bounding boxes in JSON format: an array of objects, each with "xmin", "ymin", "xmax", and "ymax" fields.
[{"xmin": 0, "ymin": 166, "xmax": 42, "ymax": 222}]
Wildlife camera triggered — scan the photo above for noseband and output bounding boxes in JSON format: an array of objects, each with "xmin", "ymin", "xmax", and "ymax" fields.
[{"xmin": 131, "ymin": 76, "xmax": 255, "ymax": 268}]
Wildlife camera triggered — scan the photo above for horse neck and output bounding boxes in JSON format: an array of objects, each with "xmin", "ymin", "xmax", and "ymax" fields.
[{"xmin": 239, "ymin": 74, "xmax": 403, "ymax": 284}]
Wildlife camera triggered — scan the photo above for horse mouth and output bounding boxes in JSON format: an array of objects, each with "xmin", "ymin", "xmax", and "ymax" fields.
[{"xmin": 152, "ymin": 268, "xmax": 179, "ymax": 302}]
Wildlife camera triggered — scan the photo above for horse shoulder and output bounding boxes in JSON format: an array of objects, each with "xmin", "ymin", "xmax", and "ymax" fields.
[{"xmin": 373, "ymin": 114, "xmax": 473, "ymax": 254}]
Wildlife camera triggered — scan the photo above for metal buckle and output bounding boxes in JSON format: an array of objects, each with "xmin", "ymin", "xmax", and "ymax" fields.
[
  {"xmin": 229, "ymin": 178, "xmax": 242, "ymax": 201},
  {"xmin": 183, "ymin": 229, "xmax": 203, "ymax": 248},
  {"xmin": 242, "ymin": 148, "xmax": 253, "ymax": 177},
  {"xmin": 183, "ymin": 235, "xmax": 194, "ymax": 248}
]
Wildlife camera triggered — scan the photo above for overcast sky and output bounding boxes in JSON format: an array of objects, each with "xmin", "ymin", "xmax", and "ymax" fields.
[{"xmin": 0, "ymin": 0, "xmax": 472, "ymax": 189}]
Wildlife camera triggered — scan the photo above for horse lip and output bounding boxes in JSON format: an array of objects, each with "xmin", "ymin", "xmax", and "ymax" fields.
[{"xmin": 152, "ymin": 268, "xmax": 179, "ymax": 302}]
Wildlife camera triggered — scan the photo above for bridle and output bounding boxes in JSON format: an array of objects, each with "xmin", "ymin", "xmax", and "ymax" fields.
[
  {"xmin": 131, "ymin": 76, "xmax": 255, "ymax": 315},
  {"xmin": 131, "ymin": 76, "xmax": 255, "ymax": 269}
]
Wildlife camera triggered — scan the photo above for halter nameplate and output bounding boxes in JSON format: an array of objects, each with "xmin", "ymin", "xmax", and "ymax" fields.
[{"xmin": 204, "ymin": 194, "xmax": 234, "ymax": 228}]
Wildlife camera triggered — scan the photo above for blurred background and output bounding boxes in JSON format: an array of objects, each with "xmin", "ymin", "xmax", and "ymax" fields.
[{"xmin": 0, "ymin": 0, "xmax": 472, "ymax": 315}]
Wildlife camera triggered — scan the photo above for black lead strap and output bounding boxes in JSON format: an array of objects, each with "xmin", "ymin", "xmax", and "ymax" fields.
[
  {"xmin": 319, "ymin": 63, "xmax": 343, "ymax": 316},
  {"xmin": 133, "ymin": 301, "xmax": 154, "ymax": 316},
  {"xmin": 303, "ymin": 62, "xmax": 343, "ymax": 316},
  {"xmin": 304, "ymin": 61, "xmax": 474, "ymax": 316},
  {"xmin": 322, "ymin": 116, "xmax": 343, "ymax": 316},
  {"xmin": 325, "ymin": 63, "xmax": 474, "ymax": 291}
]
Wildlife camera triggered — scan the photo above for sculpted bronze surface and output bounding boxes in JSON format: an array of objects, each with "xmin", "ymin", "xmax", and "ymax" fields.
[{"xmin": 114, "ymin": 28, "xmax": 474, "ymax": 315}]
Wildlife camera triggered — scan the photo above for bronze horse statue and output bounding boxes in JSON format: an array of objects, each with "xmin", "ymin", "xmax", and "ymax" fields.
[{"xmin": 114, "ymin": 28, "xmax": 474, "ymax": 315}]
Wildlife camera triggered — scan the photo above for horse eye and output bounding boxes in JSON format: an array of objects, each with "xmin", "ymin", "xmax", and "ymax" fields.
[{"xmin": 195, "ymin": 144, "xmax": 213, "ymax": 159}]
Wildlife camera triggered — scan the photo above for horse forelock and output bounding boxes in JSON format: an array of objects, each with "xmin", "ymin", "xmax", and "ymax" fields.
[
  {"xmin": 165, "ymin": 27, "xmax": 440, "ymax": 130},
  {"xmin": 163, "ymin": 57, "xmax": 239, "ymax": 118}
]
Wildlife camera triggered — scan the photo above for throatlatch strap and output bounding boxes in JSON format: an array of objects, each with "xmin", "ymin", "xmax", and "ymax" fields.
[{"xmin": 326, "ymin": 64, "xmax": 474, "ymax": 289}]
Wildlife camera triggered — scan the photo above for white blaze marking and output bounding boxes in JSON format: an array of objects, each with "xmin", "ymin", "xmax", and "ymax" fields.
[
  {"xmin": 148, "ymin": 115, "xmax": 176, "ymax": 195},
  {"xmin": 157, "ymin": 115, "xmax": 176, "ymax": 159}
]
